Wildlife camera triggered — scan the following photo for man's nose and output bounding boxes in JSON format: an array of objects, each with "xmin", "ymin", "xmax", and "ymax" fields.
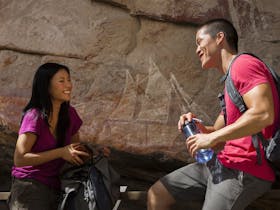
[{"xmin": 196, "ymin": 46, "xmax": 201, "ymax": 55}]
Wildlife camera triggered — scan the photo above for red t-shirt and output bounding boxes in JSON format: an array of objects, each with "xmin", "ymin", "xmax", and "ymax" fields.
[{"xmin": 218, "ymin": 54, "xmax": 279, "ymax": 181}]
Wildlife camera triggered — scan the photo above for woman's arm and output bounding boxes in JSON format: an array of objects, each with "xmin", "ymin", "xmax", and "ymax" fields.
[
  {"xmin": 71, "ymin": 132, "xmax": 80, "ymax": 143},
  {"xmin": 14, "ymin": 132, "xmax": 89, "ymax": 167}
]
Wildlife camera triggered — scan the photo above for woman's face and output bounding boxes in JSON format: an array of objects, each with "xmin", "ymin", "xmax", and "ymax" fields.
[{"xmin": 49, "ymin": 69, "xmax": 72, "ymax": 105}]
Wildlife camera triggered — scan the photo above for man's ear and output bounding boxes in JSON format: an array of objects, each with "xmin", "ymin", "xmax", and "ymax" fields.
[{"xmin": 216, "ymin": 32, "xmax": 225, "ymax": 45}]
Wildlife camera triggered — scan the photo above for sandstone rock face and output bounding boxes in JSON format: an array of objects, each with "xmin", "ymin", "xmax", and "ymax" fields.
[
  {"xmin": 0, "ymin": 0, "xmax": 279, "ymax": 166},
  {"xmin": 0, "ymin": 2, "xmax": 279, "ymax": 209},
  {"xmin": 98, "ymin": 0, "xmax": 231, "ymax": 23}
]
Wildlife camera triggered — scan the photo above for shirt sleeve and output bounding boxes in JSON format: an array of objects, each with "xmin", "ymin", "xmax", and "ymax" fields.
[
  {"xmin": 69, "ymin": 106, "xmax": 83, "ymax": 136},
  {"xmin": 231, "ymin": 55, "xmax": 270, "ymax": 96},
  {"xmin": 19, "ymin": 109, "xmax": 41, "ymax": 135}
]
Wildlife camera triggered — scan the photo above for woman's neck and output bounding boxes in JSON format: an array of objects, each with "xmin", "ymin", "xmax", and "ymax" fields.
[{"xmin": 48, "ymin": 102, "xmax": 61, "ymax": 129}]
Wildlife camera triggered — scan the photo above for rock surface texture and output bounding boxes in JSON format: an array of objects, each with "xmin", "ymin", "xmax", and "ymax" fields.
[{"xmin": 0, "ymin": 0, "xmax": 279, "ymax": 209}]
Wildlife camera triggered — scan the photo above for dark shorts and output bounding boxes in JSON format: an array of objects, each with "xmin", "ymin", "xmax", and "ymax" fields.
[
  {"xmin": 160, "ymin": 155, "xmax": 272, "ymax": 210},
  {"xmin": 8, "ymin": 178, "xmax": 60, "ymax": 210}
]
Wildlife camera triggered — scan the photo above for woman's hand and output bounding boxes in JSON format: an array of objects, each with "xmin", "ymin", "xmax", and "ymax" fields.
[
  {"xmin": 92, "ymin": 146, "xmax": 111, "ymax": 158},
  {"xmin": 99, "ymin": 146, "xmax": 111, "ymax": 157},
  {"xmin": 62, "ymin": 143, "xmax": 90, "ymax": 165}
]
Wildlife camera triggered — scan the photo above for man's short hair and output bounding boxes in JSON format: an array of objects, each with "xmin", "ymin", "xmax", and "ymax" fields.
[{"xmin": 199, "ymin": 19, "xmax": 238, "ymax": 53}]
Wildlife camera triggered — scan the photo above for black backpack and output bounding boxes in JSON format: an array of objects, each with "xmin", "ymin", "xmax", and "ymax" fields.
[
  {"xmin": 219, "ymin": 52, "xmax": 280, "ymax": 187},
  {"xmin": 58, "ymin": 155, "xmax": 120, "ymax": 210}
]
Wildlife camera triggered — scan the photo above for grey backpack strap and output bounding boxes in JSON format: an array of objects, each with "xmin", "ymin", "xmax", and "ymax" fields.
[
  {"xmin": 226, "ymin": 70, "xmax": 262, "ymax": 164},
  {"xmin": 224, "ymin": 53, "xmax": 248, "ymax": 113},
  {"xmin": 218, "ymin": 92, "xmax": 227, "ymax": 125},
  {"xmin": 225, "ymin": 75, "xmax": 247, "ymax": 113},
  {"xmin": 219, "ymin": 53, "xmax": 244, "ymax": 124},
  {"xmin": 253, "ymin": 134, "xmax": 263, "ymax": 164}
]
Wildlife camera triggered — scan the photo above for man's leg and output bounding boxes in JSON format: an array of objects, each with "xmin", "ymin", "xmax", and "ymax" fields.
[
  {"xmin": 147, "ymin": 181, "xmax": 175, "ymax": 210},
  {"xmin": 203, "ymin": 164, "xmax": 272, "ymax": 210},
  {"xmin": 147, "ymin": 162, "xmax": 209, "ymax": 210}
]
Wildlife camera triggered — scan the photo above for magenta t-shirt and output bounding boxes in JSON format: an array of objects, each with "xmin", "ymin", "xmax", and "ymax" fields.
[
  {"xmin": 218, "ymin": 54, "xmax": 279, "ymax": 181},
  {"xmin": 12, "ymin": 106, "xmax": 82, "ymax": 189}
]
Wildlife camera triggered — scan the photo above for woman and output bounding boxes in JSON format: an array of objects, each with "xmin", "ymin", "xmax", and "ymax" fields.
[{"xmin": 8, "ymin": 63, "xmax": 90, "ymax": 210}]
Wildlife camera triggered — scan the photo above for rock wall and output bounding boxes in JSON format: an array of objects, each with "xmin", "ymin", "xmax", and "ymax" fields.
[{"xmin": 0, "ymin": 0, "xmax": 279, "ymax": 177}]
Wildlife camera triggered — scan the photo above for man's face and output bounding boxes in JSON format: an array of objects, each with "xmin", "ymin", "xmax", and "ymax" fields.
[{"xmin": 195, "ymin": 27, "xmax": 218, "ymax": 69}]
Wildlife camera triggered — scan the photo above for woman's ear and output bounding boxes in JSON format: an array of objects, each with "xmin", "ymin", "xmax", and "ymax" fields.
[{"xmin": 216, "ymin": 31, "xmax": 225, "ymax": 45}]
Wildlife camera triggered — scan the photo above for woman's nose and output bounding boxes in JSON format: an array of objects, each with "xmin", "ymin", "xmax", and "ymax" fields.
[{"xmin": 66, "ymin": 80, "xmax": 72, "ymax": 88}]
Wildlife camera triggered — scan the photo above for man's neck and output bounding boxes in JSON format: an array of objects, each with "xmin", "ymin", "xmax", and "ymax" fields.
[{"xmin": 220, "ymin": 50, "xmax": 237, "ymax": 74}]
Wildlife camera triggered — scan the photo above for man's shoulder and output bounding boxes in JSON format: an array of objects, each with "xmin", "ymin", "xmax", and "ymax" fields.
[
  {"xmin": 234, "ymin": 53, "xmax": 267, "ymax": 69},
  {"xmin": 234, "ymin": 53, "xmax": 262, "ymax": 67},
  {"xmin": 231, "ymin": 53, "xmax": 267, "ymax": 77}
]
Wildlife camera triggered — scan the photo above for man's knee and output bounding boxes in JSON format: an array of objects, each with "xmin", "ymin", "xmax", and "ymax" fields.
[
  {"xmin": 148, "ymin": 180, "xmax": 166, "ymax": 200},
  {"xmin": 147, "ymin": 180, "xmax": 175, "ymax": 210}
]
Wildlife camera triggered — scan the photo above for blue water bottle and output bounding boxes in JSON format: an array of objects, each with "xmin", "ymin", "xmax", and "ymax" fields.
[{"xmin": 182, "ymin": 120, "xmax": 213, "ymax": 163}]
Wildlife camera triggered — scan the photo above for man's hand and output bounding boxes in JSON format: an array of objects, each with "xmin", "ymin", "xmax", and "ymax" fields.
[
  {"xmin": 186, "ymin": 133, "xmax": 213, "ymax": 157},
  {"xmin": 178, "ymin": 112, "xmax": 197, "ymax": 131}
]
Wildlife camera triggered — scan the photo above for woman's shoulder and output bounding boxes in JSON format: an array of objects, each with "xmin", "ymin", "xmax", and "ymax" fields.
[
  {"xmin": 68, "ymin": 105, "xmax": 81, "ymax": 119},
  {"xmin": 19, "ymin": 108, "xmax": 45, "ymax": 133},
  {"xmin": 69, "ymin": 105, "xmax": 77, "ymax": 114},
  {"xmin": 23, "ymin": 108, "xmax": 44, "ymax": 121},
  {"xmin": 68, "ymin": 105, "xmax": 83, "ymax": 133}
]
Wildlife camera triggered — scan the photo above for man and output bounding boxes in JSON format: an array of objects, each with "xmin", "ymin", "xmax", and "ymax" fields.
[{"xmin": 147, "ymin": 19, "xmax": 279, "ymax": 210}]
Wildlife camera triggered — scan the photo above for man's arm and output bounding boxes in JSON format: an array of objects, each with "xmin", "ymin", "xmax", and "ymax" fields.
[
  {"xmin": 203, "ymin": 114, "xmax": 225, "ymax": 133},
  {"xmin": 186, "ymin": 83, "xmax": 274, "ymax": 156},
  {"xmin": 178, "ymin": 112, "xmax": 225, "ymax": 134},
  {"xmin": 207, "ymin": 83, "xmax": 274, "ymax": 147}
]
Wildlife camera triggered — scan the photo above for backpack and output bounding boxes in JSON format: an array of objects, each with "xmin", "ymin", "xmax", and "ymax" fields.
[
  {"xmin": 58, "ymin": 155, "xmax": 120, "ymax": 210},
  {"xmin": 219, "ymin": 52, "xmax": 280, "ymax": 187}
]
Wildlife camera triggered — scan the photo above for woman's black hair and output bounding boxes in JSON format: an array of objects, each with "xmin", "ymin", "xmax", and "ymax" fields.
[
  {"xmin": 199, "ymin": 18, "xmax": 238, "ymax": 53},
  {"xmin": 23, "ymin": 62, "xmax": 71, "ymax": 147}
]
